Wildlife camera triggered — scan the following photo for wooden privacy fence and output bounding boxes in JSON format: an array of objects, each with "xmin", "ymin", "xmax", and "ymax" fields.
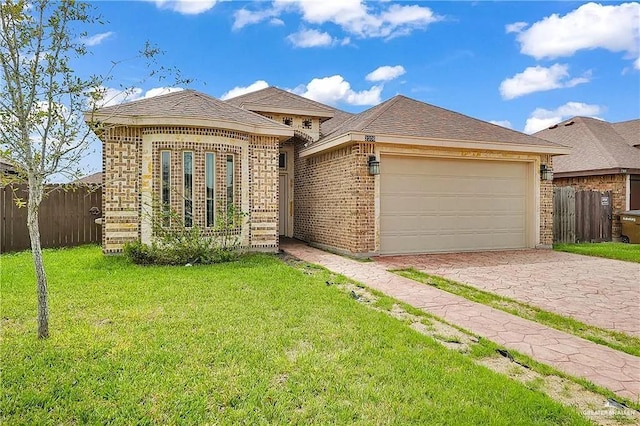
[
  {"xmin": 553, "ymin": 187, "xmax": 612, "ymax": 243},
  {"xmin": 0, "ymin": 184, "xmax": 102, "ymax": 253}
]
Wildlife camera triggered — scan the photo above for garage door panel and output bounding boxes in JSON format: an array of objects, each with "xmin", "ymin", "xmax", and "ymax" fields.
[
  {"xmin": 382, "ymin": 213, "xmax": 525, "ymax": 233},
  {"xmin": 382, "ymin": 195, "xmax": 525, "ymax": 214},
  {"xmin": 381, "ymin": 231, "xmax": 525, "ymax": 254},
  {"xmin": 380, "ymin": 156, "xmax": 530, "ymax": 254}
]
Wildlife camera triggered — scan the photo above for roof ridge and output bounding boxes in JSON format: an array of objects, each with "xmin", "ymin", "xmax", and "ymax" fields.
[
  {"xmin": 97, "ymin": 88, "xmax": 192, "ymax": 112},
  {"xmin": 168, "ymin": 90, "xmax": 284, "ymax": 126},
  {"xmin": 225, "ymin": 86, "xmax": 271, "ymax": 102},
  {"xmin": 226, "ymin": 86, "xmax": 335, "ymax": 112},
  {"xmin": 319, "ymin": 106, "xmax": 369, "ymax": 137},
  {"xmin": 277, "ymin": 88, "xmax": 335, "ymax": 111},
  {"xmin": 613, "ymin": 118, "xmax": 640, "ymax": 125},
  {"xmin": 361, "ymin": 95, "xmax": 408, "ymax": 130},
  {"xmin": 358, "ymin": 95, "xmax": 404, "ymax": 132},
  {"xmin": 91, "ymin": 88, "xmax": 293, "ymax": 131},
  {"xmin": 577, "ymin": 118, "xmax": 621, "ymax": 167}
]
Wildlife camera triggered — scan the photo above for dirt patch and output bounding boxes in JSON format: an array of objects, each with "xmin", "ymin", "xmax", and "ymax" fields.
[
  {"xmin": 479, "ymin": 357, "xmax": 639, "ymax": 426},
  {"xmin": 337, "ymin": 282, "xmax": 378, "ymax": 305},
  {"xmin": 278, "ymin": 252, "xmax": 323, "ymax": 276}
]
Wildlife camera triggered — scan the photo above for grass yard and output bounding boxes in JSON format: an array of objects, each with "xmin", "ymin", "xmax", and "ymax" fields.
[
  {"xmin": 1, "ymin": 247, "xmax": 590, "ymax": 424},
  {"xmin": 554, "ymin": 242, "xmax": 640, "ymax": 263}
]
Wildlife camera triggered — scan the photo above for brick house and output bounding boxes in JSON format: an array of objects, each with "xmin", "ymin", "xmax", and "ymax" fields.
[
  {"xmin": 535, "ymin": 117, "xmax": 640, "ymax": 240},
  {"xmin": 89, "ymin": 87, "xmax": 569, "ymax": 256}
]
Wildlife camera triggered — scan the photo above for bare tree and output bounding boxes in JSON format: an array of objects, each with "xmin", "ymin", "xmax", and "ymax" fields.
[{"xmin": 0, "ymin": 0, "xmax": 168, "ymax": 338}]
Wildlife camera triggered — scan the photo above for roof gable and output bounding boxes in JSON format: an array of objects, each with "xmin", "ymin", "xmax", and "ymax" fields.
[
  {"xmin": 225, "ymin": 87, "xmax": 335, "ymax": 119},
  {"xmin": 534, "ymin": 117, "xmax": 640, "ymax": 174},
  {"xmin": 321, "ymin": 95, "xmax": 561, "ymax": 148}
]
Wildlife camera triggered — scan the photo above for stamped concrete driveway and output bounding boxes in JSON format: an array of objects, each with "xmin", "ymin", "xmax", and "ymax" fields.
[{"xmin": 377, "ymin": 250, "xmax": 640, "ymax": 337}]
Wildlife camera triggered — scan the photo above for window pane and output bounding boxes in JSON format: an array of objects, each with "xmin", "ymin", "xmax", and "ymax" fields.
[
  {"xmin": 226, "ymin": 155, "xmax": 234, "ymax": 208},
  {"xmin": 183, "ymin": 152, "xmax": 193, "ymax": 227},
  {"xmin": 161, "ymin": 151, "xmax": 170, "ymax": 227},
  {"xmin": 279, "ymin": 152, "xmax": 286, "ymax": 169},
  {"xmin": 206, "ymin": 153, "xmax": 215, "ymax": 227}
]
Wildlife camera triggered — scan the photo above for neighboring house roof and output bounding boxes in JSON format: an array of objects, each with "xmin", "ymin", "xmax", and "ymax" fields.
[
  {"xmin": 0, "ymin": 158, "xmax": 18, "ymax": 175},
  {"xmin": 534, "ymin": 116, "xmax": 640, "ymax": 176},
  {"xmin": 74, "ymin": 172, "xmax": 103, "ymax": 184},
  {"xmin": 225, "ymin": 87, "xmax": 335, "ymax": 120},
  {"xmin": 302, "ymin": 95, "xmax": 567, "ymax": 156},
  {"xmin": 611, "ymin": 119, "xmax": 640, "ymax": 148},
  {"xmin": 88, "ymin": 89, "xmax": 294, "ymax": 139}
]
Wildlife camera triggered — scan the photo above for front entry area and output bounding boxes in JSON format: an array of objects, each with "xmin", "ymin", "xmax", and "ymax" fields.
[
  {"xmin": 379, "ymin": 155, "xmax": 533, "ymax": 254},
  {"xmin": 278, "ymin": 147, "xmax": 294, "ymax": 237},
  {"xmin": 279, "ymin": 173, "xmax": 288, "ymax": 236}
]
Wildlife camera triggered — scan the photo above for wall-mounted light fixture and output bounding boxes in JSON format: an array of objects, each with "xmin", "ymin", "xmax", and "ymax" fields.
[
  {"xmin": 368, "ymin": 155, "xmax": 380, "ymax": 175},
  {"xmin": 540, "ymin": 164, "xmax": 553, "ymax": 181}
]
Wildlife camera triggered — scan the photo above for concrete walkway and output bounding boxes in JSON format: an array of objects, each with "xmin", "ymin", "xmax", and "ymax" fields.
[
  {"xmin": 378, "ymin": 250, "xmax": 640, "ymax": 337},
  {"xmin": 280, "ymin": 240, "xmax": 640, "ymax": 401}
]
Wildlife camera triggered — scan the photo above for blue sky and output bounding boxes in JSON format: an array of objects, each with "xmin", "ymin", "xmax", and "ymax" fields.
[{"xmin": 76, "ymin": 0, "xmax": 639, "ymax": 173}]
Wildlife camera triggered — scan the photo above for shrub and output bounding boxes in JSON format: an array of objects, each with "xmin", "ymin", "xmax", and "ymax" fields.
[
  {"xmin": 123, "ymin": 240, "xmax": 155, "ymax": 265},
  {"xmin": 124, "ymin": 203, "xmax": 246, "ymax": 265}
]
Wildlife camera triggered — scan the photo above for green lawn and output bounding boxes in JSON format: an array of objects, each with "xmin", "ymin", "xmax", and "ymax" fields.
[
  {"xmin": 1, "ymin": 247, "xmax": 589, "ymax": 424},
  {"xmin": 554, "ymin": 242, "xmax": 640, "ymax": 263}
]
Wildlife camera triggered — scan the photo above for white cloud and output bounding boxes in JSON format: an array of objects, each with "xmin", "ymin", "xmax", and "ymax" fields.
[
  {"xmin": 510, "ymin": 2, "xmax": 640, "ymax": 61},
  {"xmin": 92, "ymin": 86, "xmax": 183, "ymax": 108},
  {"xmin": 233, "ymin": 8, "xmax": 279, "ymax": 30},
  {"xmin": 153, "ymin": 0, "xmax": 217, "ymax": 15},
  {"xmin": 220, "ymin": 80, "xmax": 269, "ymax": 100},
  {"xmin": 505, "ymin": 22, "xmax": 527, "ymax": 34},
  {"xmin": 292, "ymin": 75, "xmax": 382, "ymax": 106},
  {"xmin": 499, "ymin": 64, "xmax": 590, "ymax": 100},
  {"xmin": 489, "ymin": 120, "xmax": 513, "ymax": 129},
  {"xmin": 234, "ymin": 0, "xmax": 442, "ymax": 39},
  {"xmin": 635, "ymin": 57, "xmax": 640, "ymax": 70},
  {"xmin": 366, "ymin": 65, "xmax": 406, "ymax": 82},
  {"xmin": 143, "ymin": 87, "xmax": 185, "ymax": 99},
  {"xmin": 82, "ymin": 32, "xmax": 114, "ymax": 47},
  {"xmin": 287, "ymin": 29, "xmax": 334, "ymax": 48},
  {"xmin": 524, "ymin": 102, "xmax": 602, "ymax": 134},
  {"xmin": 93, "ymin": 87, "xmax": 142, "ymax": 108}
]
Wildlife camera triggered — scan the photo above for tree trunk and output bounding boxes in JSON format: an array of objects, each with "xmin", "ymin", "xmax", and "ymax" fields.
[{"xmin": 26, "ymin": 182, "xmax": 48, "ymax": 339}]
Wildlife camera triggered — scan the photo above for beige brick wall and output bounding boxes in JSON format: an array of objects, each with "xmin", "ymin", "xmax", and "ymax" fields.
[
  {"xmin": 255, "ymin": 112, "xmax": 320, "ymax": 142},
  {"xmin": 294, "ymin": 142, "xmax": 375, "ymax": 254},
  {"xmin": 540, "ymin": 154, "xmax": 554, "ymax": 246},
  {"xmin": 248, "ymin": 135, "xmax": 280, "ymax": 250},
  {"xmin": 101, "ymin": 126, "xmax": 279, "ymax": 253},
  {"xmin": 554, "ymin": 173, "xmax": 627, "ymax": 239},
  {"xmin": 102, "ymin": 127, "xmax": 142, "ymax": 253}
]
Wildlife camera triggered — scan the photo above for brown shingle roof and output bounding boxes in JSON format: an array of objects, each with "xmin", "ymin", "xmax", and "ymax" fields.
[
  {"xmin": 93, "ymin": 89, "xmax": 290, "ymax": 129},
  {"xmin": 74, "ymin": 172, "xmax": 103, "ymax": 184},
  {"xmin": 319, "ymin": 95, "xmax": 562, "ymax": 147},
  {"xmin": 612, "ymin": 119, "xmax": 640, "ymax": 147},
  {"xmin": 534, "ymin": 117, "xmax": 640, "ymax": 174},
  {"xmin": 225, "ymin": 87, "xmax": 335, "ymax": 117},
  {"xmin": 0, "ymin": 158, "xmax": 17, "ymax": 174},
  {"xmin": 320, "ymin": 110, "xmax": 354, "ymax": 136}
]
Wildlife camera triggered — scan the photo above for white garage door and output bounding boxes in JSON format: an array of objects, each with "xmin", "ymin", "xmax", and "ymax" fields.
[{"xmin": 380, "ymin": 156, "xmax": 530, "ymax": 254}]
